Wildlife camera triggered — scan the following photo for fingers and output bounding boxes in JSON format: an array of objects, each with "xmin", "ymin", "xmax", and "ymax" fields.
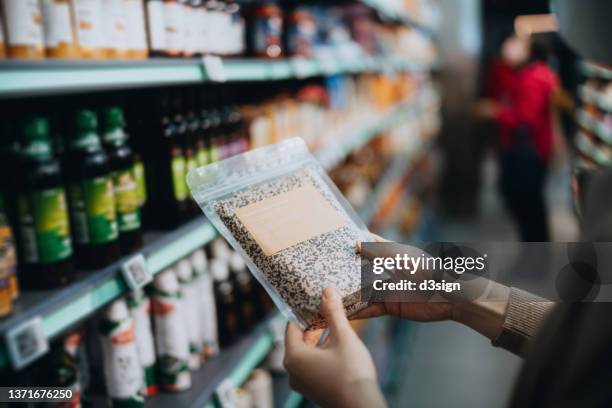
[
  {"xmin": 285, "ymin": 322, "xmax": 308, "ymax": 354},
  {"xmin": 349, "ymin": 303, "xmax": 386, "ymax": 320},
  {"xmin": 303, "ymin": 328, "xmax": 325, "ymax": 347},
  {"xmin": 319, "ymin": 287, "xmax": 352, "ymax": 342}
]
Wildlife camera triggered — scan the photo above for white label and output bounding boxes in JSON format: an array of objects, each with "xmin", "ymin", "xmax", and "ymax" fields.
[
  {"xmin": 121, "ymin": 253, "xmax": 152, "ymax": 289},
  {"xmin": 180, "ymin": 280, "xmax": 202, "ymax": 369},
  {"xmin": 73, "ymin": 0, "xmax": 105, "ymax": 48},
  {"xmin": 128, "ymin": 295, "xmax": 156, "ymax": 367},
  {"xmin": 102, "ymin": 0, "xmax": 128, "ymax": 50},
  {"xmin": 202, "ymin": 55, "xmax": 226, "ymax": 82},
  {"xmin": 146, "ymin": 0, "xmax": 164, "ymax": 51},
  {"xmin": 124, "ymin": 0, "xmax": 147, "ymax": 50},
  {"xmin": 163, "ymin": 1, "xmax": 183, "ymax": 53},
  {"xmin": 40, "ymin": 1, "xmax": 74, "ymax": 47},
  {"xmin": 216, "ymin": 378, "xmax": 237, "ymax": 408},
  {"xmin": 152, "ymin": 294, "xmax": 189, "ymax": 361},
  {"xmin": 6, "ymin": 316, "xmax": 49, "ymax": 370},
  {"xmin": 3, "ymin": 0, "xmax": 44, "ymax": 46},
  {"xmin": 99, "ymin": 319, "xmax": 143, "ymax": 398},
  {"xmin": 196, "ymin": 272, "xmax": 219, "ymax": 354}
]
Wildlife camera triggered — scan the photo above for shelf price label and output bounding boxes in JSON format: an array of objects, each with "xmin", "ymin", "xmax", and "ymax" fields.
[
  {"xmin": 121, "ymin": 253, "xmax": 152, "ymax": 290},
  {"xmin": 5, "ymin": 316, "xmax": 49, "ymax": 370},
  {"xmin": 202, "ymin": 55, "xmax": 227, "ymax": 82},
  {"xmin": 216, "ymin": 378, "xmax": 237, "ymax": 408}
]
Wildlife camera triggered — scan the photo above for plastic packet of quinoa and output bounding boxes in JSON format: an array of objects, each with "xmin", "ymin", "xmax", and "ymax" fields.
[{"xmin": 187, "ymin": 137, "xmax": 370, "ymax": 329}]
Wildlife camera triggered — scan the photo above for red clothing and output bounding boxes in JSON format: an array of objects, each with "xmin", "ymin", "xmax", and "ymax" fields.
[
  {"xmin": 486, "ymin": 60, "xmax": 519, "ymax": 150},
  {"xmin": 495, "ymin": 62, "xmax": 560, "ymax": 163}
]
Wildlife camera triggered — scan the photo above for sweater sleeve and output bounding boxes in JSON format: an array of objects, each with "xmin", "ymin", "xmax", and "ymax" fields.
[{"xmin": 492, "ymin": 287, "xmax": 555, "ymax": 356}]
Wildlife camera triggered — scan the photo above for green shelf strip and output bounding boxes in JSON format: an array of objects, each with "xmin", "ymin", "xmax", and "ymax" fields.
[{"xmin": 284, "ymin": 392, "xmax": 304, "ymax": 408}]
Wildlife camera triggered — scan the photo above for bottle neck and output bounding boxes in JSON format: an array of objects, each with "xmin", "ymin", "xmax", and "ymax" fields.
[
  {"xmin": 22, "ymin": 140, "xmax": 52, "ymax": 160},
  {"xmin": 72, "ymin": 131, "xmax": 102, "ymax": 151},
  {"xmin": 102, "ymin": 127, "xmax": 128, "ymax": 147}
]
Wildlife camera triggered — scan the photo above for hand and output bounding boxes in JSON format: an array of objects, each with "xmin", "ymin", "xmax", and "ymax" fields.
[{"xmin": 284, "ymin": 288, "xmax": 383, "ymax": 408}]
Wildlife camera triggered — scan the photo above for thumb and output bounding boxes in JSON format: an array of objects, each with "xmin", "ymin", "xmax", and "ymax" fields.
[{"xmin": 319, "ymin": 287, "xmax": 352, "ymax": 342}]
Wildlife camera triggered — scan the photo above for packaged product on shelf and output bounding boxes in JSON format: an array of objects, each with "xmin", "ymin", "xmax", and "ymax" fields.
[
  {"xmin": 244, "ymin": 1, "xmax": 283, "ymax": 58},
  {"xmin": 163, "ymin": 0, "xmax": 183, "ymax": 57},
  {"xmin": 190, "ymin": 248, "xmax": 219, "ymax": 358},
  {"xmin": 210, "ymin": 258, "xmax": 240, "ymax": 346},
  {"xmin": 243, "ymin": 368, "xmax": 273, "ymax": 408},
  {"xmin": 1, "ymin": 0, "xmax": 45, "ymax": 59},
  {"xmin": 126, "ymin": 289, "xmax": 158, "ymax": 396},
  {"xmin": 229, "ymin": 251, "xmax": 256, "ymax": 333},
  {"xmin": 187, "ymin": 137, "xmax": 370, "ymax": 329},
  {"xmin": 133, "ymin": 150, "xmax": 147, "ymax": 207},
  {"xmin": 66, "ymin": 110, "xmax": 120, "ymax": 269},
  {"xmin": 285, "ymin": 6, "xmax": 316, "ymax": 58},
  {"xmin": 263, "ymin": 317, "xmax": 285, "ymax": 373},
  {"xmin": 40, "ymin": 0, "xmax": 79, "ymax": 58},
  {"xmin": 102, "ymin": 0, "xmax": 129, "ymax": 58},
  {"xmin": 0, "ymin": 10, "xmax": 5, "ymax": 58},
  {"xmin": 71, "ymin": 0, "xmax": 106, "ymax": 58},
  {"xmin": 233, "ymin": 388, "xmax": 253, "ymax": 408},
  {"xmin": 145, "ymin": 0, "xmax": 165, "ymax": 56},
  {"xmin": 98, "ymin": 299, "xmax": 145, "ymax": 407},
  {"xmin": 124, "ymin": 0, "xmax": 148, "ymax": 58},
  {"xmin": 101, "ymin": 107, "xmax": 143, "ymax": 254},
  {"xmin": 151, "ymin": 268, "xmax": 191, "ymax": 392},
  {"xmin": 15, "ymin": 117, "xmax": 75, "ymax": 288},
  {"xmin": 175, "ymin": 258, "xmax": 202, "ymax": 370},
  {"xmin": 0, "ymin": 199, "xmax": 13, "ymax": 317},
  {"xmin": 209, "ymin": 236, "xmax": 232, "ymax": 261}
]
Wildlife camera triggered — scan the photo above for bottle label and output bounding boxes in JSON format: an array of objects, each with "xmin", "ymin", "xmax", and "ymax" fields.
[
  {"xmin": 69, "ymin": 177, "xmax": 118, "ymax": 245},
  {"xmin": 40, "ymin": 0, "xmax": 74, "ymax": 47},
  {"xmin": 196, "ymin": 146, "xmax": 208, "ymax": 167},
  {"xmin": 146, "ymin": 0, "xmax": 165, "ymax": 51},
  {"xmin": 186, "ymin": 155, "xmax": 197, "ymax": 174},
  {"xmin": 102, "ymin": 0, "xmax": 128, "ymax": 50},
  {"xmin": 133, "ymin": 161, "xmax": 147, "ymax": 206},
  {"xmin": 4, "ymin": 0, "xmax": 44, "ymax": 47},
  {"xmin": 125, "ymin": 0, "xmax": 147, "ymax": 50},
  {"xmin": 17, "ymin": 188, "xmax": 73, "ymax": 264},
  {"xmin": 163, "ymin": 1, "xmax": 183, "ymax": 53},
  {"xmin": 73, "ymin": 0, "xmax": 105, "ymax": 48},
  {"xmin": 209, "ymin": 142, "xmax": 221, "ymax": 163},
  {"xmin": 99, "ymin": 318, "xmax": 145, "ymax": 400},
  {"xmin": 113, "ymin": 168, "xmax": 141, "ymax": 233},
  {"xmin": 171, "ymin": 156, "xmax": 187, "ymax": 201}
]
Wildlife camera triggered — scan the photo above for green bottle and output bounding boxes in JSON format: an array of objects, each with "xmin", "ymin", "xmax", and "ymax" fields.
[
  {"xmin": 66, "ymin": 110, "xmax": 120, "ymax": 269},
  {"xmin": 101, "ymin": 107, "xmax": 143, "ymax": 255},
  {"xmin": 15, "ymin": 117, "xmax": 74, "ymax": 288}
]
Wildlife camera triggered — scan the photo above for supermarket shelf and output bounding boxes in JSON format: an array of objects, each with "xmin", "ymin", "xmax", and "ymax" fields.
[
  {"xmin": 0, "ymin": 217, "xmax": 217, "ymax": 369},
  {"xmin": 575, "ymin": 130, "xmax": 612, "ymax": 167},
  {"xmin": 0, "ymin": 56, "xmax": 430, "ymax": 97},
  {"xmin": 148, "ymin": 313, "xmax": 283, "ymax": 408},
  {"xmin": 273, "ymin": 375, "xmax": 304, "ymax": 408},
  {"xmin": 580, "ymin": 60, "xmax": 612, "ymax": 80},
  {"xmin": 575, "ymin": 109, "xmax": 612, "ymax": 145},
  {"xmin": 578, "ymin": 85, "xmax": 612, "ymax": 112}
]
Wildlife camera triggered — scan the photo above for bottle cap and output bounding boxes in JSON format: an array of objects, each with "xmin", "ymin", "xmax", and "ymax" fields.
[
  {"xmin": 153, "ymin": 268, "xmax": 180, "ymax": 293},
  {"xmin": 102, "ymin": 107, "xmax": 124, "ymax": 130},
  {"xmin": 175, "ymin": 259, "xmax": 194, "ymax": 283},
  {"xmin": 105, "ymin": 298, "xmax": 130, "ymax": 321},
  {"xmin": 210, "ymin": 259, "xmax": 230, "ymax": 282},
  {"xmin": 229, "ymin": 252, "xmax": 246, "ymax": 273},
  {"xmin": 75, "ymin": 110, "xmax": 98, "ymax": 131},
  {"xmin": 190, "ymin": 249, "xmax": 208, "ymax": 275},
  {"xmin": 211, "ymin": 237, "xmax": 231, "ymax": 260},
  {"xmin": 23, "ymin": 117, "xmax": 50, "ymax": 142}
]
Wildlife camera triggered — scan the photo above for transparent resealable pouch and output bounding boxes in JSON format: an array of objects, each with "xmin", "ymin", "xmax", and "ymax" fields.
[{"xmin": 187, "ymin": 137, "xmax": 370, "ymax": 329}]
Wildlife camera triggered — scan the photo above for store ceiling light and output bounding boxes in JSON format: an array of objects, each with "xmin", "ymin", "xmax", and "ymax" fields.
[{"xmin": 514, "ymin": 14, "xmax": 558, "ymax": 36}]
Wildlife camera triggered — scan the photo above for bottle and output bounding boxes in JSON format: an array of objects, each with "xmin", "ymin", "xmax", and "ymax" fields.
[
  {"xmin": 102, "ymin": 0, "xmax": 129, "ymax": 58},
  {"xmin": 210, "ymin": 258, "xmax": 239, "ymax": 346},
  {"xmin": 124, "ymin": 0, "xmax": 148, "ymax": 59},
  {"xmin": 0, "ymin": 197, "xmax": 14, "ymax": 317},
  {"xmin": 66, "ymin": 110, "xmax": 120, "ymax": 269},
  {"xmin": 101, "ymin": 107, "xmax": 143, "ymax": 254},
  {"xmin": 127, "ymin": 289, "xmax": 158, "ymax": 396},
  {"xmin": 145, "ymin": 0, "xmax": 165, "ymax": 57},
  {"xmin": 133, "ymin": 149, "xmax": 147, "ymax": 208},
  {"xmin": 229, "ymin": 252, "xmax": 256, "ymax": 333},
  {"xmin": 190, "ymin": 248, "xmax": 218, "ymax": 358},
  {"xmin": 98, "ymin": 299, "xmax": 146, "ymax": 407},
  {"xmin": 151, "ymin": 268, "xmax": 191, "ymax": 392},
  {"xmin": 195, "ymin": 108, "xmax": 210, "ymax": 167},
  {"xmin": 15, "ymin": 118, "xmax": 74, "ymax": 289},
  {"xmin": 180, "ymin": 0, "xmax": 194, "ymax": 57},
  {"xmin": 36, "ymin": 334, "xmax": 82, "ymax": 406},
  {"xmin": 207, "ymin": 108, "xmax": 223, "ymax": 163},
  {"xmin": 245, "ymin": 1, "xmax": 282, "ymax": 59},
  {"xmin": 170, "ymin": 94, "xmax": 190, "ymax": 218},
  {"xmin": 0, "ymin": 9, "xmax": 6, "ymax": 58},
  {"xmin": 163, "ymin": 0, "xmax": 183, "ymax": 57},
  {"xmin": 71, "ymin": 0, "xmax": 106, "ymax": 58},
  {"xmin": 40, "ymin": 0, "xmax": 79, "ymax": 58},
  {"xmin": 175, "ymin": 259, "xmax": 202, "ymax": 370},
  {"xmin": 184, "ymin": 96, "xmax": 200, "ymax": 215},
  {"xmin": 2, "ymin": 0, "xmax": 45, "ymax": 59}
]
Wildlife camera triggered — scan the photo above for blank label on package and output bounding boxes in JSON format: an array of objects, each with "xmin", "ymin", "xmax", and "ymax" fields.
[{"xmin": 234, "ymin": 183, "xmax": 346, "ymax": 256}]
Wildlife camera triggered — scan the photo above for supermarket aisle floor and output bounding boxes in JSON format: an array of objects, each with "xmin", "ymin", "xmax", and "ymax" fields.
[{"xmin": 390, "ymin": 157, "xmax": 577, "ymax": 408}]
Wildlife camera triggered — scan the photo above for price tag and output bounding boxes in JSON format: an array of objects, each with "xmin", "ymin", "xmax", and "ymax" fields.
[
  {"xmin": 121, "ymin": 253, "xmax": 152, "ymax": 290},
  {"xmin": 290, "ymin": 57, "xmax": 312, "ymax": 79},
  {"xmin": 202, "ymin": 55, "xmax": 227, "ymax": 82},
  {"xmin": 216, "ymin": 378, "xmax": 237, "ymax": 408},
  {"xmin": 6, "ymin": 316, "xmax": 49, "ymax": 370}
]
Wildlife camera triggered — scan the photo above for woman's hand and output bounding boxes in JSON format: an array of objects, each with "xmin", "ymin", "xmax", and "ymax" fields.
[{"xmin": 284, "ymin": 288, "xmax": 386, "ymax": 408}]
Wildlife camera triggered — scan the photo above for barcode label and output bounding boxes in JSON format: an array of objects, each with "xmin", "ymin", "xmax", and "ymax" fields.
[
  {"xmin": 121, "ymin": 254, "xmax": 152, "ymax": 290},
  {"xmin": 6, "ymin": 317, "xmax": 49, "ymax": 370},
  {"xmin": 202, "ymin": 55, "xmax": 227, "ymax": 82}
]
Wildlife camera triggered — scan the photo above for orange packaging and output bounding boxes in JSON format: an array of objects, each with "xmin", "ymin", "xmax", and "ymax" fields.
[
  {"xmin": 102, "ymin": 0, "xmax": 129, "ymax": 58},
  {"xmin": 40, "ymin": 0, "xmax": 79, "ymax": 58},
  {"xmin": 2, "ymin": 0, "xmax": 45, "ymax": 59},
  {"xmin": 71, "ymin": 0, "xmax": 105, "ymax": 58}
]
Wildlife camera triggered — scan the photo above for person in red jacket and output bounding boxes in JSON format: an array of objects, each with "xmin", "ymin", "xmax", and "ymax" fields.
[{"xmin": 479, "ymin": 35, "xmax": 561, "ymax": 241}]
